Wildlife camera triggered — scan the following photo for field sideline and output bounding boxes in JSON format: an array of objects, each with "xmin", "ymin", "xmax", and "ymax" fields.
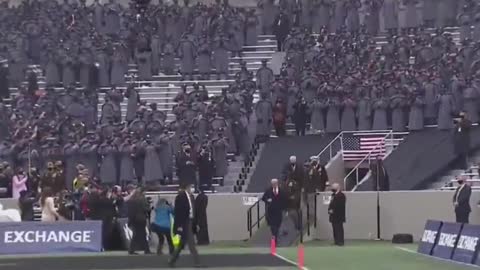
[
  {"xmin": 0, "ymin": 241, "xmax": 476, "ymax": 270},
  {"xmin": 277, "ymin": 241, "xmax": 478, "ymax": 270}
]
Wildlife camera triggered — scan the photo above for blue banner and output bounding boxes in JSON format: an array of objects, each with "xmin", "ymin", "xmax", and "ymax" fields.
[
  {"xmin": 432, "ymin": 222, "xmax": 463, "ymax": 260},
  {"xmin": 452, "ymin": 224, "xmax": 480, "ymax": 264},
  {"xmin": 418, "ymin": 220, "xmax": 443, "ymax": 255},
  {"xmin": 0, "ymin": 221, "xmax": 102, "ymax": 254}
]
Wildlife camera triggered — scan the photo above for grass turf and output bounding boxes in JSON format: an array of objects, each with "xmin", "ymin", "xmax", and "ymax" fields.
[
  {"xmin": 277, "ymin": 241, "xmax": 478, "ymax": 270},
  {"xmin": 0, "ymin": 241, "xmax": 477, "ymax": 270}
]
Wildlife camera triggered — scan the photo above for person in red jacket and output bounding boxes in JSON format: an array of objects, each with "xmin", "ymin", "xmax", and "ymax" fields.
[{"xmin": 272, "ymin": 98, "xmax": 287, "ymax": 136}]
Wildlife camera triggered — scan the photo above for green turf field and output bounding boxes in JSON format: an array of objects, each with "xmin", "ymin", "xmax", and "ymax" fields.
[
  {"xmin": 0, "ymin": 241, "xmax": 477, "ymax": 270},
  {"xmin": 277, "ymin": 241, "xmax": 478, "ymax": 270}
]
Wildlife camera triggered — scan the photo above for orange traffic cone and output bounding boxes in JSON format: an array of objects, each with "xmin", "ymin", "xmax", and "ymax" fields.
[
  {"xmin": 271, "ymin": 237, "xmax": 276, "ymax": 255},
  {"xmin": 298, "ymin": 244, "xmax": 304, "ymax": 269}
]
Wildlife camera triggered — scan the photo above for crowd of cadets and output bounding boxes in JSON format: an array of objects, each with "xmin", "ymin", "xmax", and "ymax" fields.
[
  {"xmin": 256, "ymin": 15, "xmax": 480, "ymax": 137},
  {"xmin": 1, "ymin": 0, "xmax": 480, "ymax": 196},
  {"xmin": 0, "ymin": 0, "xmax": 260, "ymax": 196}
]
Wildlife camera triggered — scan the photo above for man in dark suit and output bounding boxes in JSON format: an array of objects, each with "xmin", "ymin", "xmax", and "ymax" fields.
[
  {"xmin": 453, "ymin": 176, "xmax": 472, "ymax": 224},
  {"xmin": 272, "ymin": 11, "xmax": 291, "ymax": 51},
  {"xmin": 169, "ymin": 184, "xmax": 202, "ymax": 268},
  {"xmin": 176, "ymin": 143, "xmax": 198, "ymax": 190},
  {"xmin": 328, "ymin": 183, "xmax": 346, "ymax": 246},
  {"xmin": 281, "ymin": 156, "xmax": 304, "ymax": 188},
  {"xmin": 454, "ymin": 112, "xmax": 471, "ymax": 170},
  {"xmin": 262, "ymin": 179, "xmax": 287, "ymax": 244}
]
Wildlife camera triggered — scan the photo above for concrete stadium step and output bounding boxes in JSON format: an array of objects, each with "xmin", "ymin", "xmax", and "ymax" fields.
[{"xmin": 127, "ymin": 58, "xmax": 271, "ymax": 69}]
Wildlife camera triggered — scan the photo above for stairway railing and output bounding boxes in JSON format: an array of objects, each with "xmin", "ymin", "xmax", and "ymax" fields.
[
  {"xmin": 315, "ymin": 132, "xmax": 343, "ymax": 162},
  {"xmin": 247, "ymin": 193, "xmax": 318, "ymax": 239},
  {"xmin": 247, "ymin": 198, "xmax": 265, "ymax": 238},
  {"xmin": 343, "ymin": 131, "xmax": 394, "ymax": 190}
]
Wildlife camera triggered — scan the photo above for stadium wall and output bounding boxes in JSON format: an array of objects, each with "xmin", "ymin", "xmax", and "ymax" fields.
[
  {"xmin": 1, "ymin": 191, "xmax": 475, "ymax": 243},
  {"xmin": 314, "ymin": 191, "xmax": 480, "ymax": 241}
]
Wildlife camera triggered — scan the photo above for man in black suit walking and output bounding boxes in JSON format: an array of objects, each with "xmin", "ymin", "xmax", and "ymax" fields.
[
  {"xmin": 262, "ymin": 179, "xmax": 287, "ymax": 244},
  {"xmin": 272, "ymin": 11, "xmax": 291, "ymax": 51},
  {"xmin": 453, "ymin": 176, "xmax": 472, "ymax": 224},
  {"xmin": 328, "ymin": 183, "xmax": 346, "ymax": 246},
  {"xmin": 169, "ymin": 184, "xmax": 202, "ymax": 268}
]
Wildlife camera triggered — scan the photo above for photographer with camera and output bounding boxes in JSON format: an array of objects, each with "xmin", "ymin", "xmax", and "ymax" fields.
[
  {"xmin": 0, "ymin": 163, "xmax": 11, "ymax": 198},
  {"xmin": 18, "ymin": 190, "xmax": 38, "ymax": 221},
  {"xmin": 57, "ymin": 190, "xmax": 76, "ymax": 221},
  {"xmin": 127, "ymin": 187, "xmax": 151, "ymax": 255},
  {"xmin": 88, "ymin": 187, "xmax": 116, "ymax": 249}
]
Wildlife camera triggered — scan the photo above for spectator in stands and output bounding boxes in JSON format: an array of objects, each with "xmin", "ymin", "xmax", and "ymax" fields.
[
  {"xmin": 273, "ymin": 11, "xmax": 290, "ymax": 51},
  {"xmin": 262, "ymin": 179, "xmax": 286, "ymax": 244},
  {"xmin": 454, "ymin": 112, "xmax": 472, "ymax": 170},
  {"xmin": 176, "ymin": 143, "xmax": 198, "ymax": 191},
  {"xmin": 18, "ymin": 190, "xmax": 37, "ymax": 221},
  {"xmin": 293, "ymin": 96, "xmax": 308, "ymax": 136},
  {"xmin": 12, "ymin": 168, "xmax": 28, "ymax": 199},
  {"xmin": 151, "ymin": 198, "xmax": 174, "ymax": 255},
  {"xmin": 40, "ymin": 187, "xmax": 59, "ymax": 222},
  {"xmin": 198, "ymin": 146, "xmax": 215, "ymax": 191},
  {"xmin": 272, "ymin": 98, "xmax": 287, "ymax": 136},
  {"xmin": 328, "ymin": 183, "xmax": 346, "ymax": 246},
  {"xmin": 453, "ymin": 175, "xmax": 472, "ymax": 224}
]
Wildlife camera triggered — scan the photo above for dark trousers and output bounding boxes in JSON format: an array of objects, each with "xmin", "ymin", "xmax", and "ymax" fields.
[
  {"xmin": 128, "ymin": 222, "xmax": 150, "ymax": 254},
  {"xmin": 331, "ymin": 222, "xmax": 344, "ymax": 246},
  {"xmin": 276, "ymin": 36, "xmax": 286, "ymax": 51},
  {"xmin": 270, "ymin": 224, "xmax": 281, "ymax": 244},
  {"xmin": 458, "ymin": 153, "xmax": 468, "ymax": 170},
  {"xmin": 170, "ymin": 219, "xmax": 200, "ymax": 266},
  {"xmin": 151, "ymin": 223, "xmax": 174, "ymax": 255},
  {"xmin": 275, "ymin": 125, "xmax": 286, "ymax": 136},
  {"xmin": 456, "ymin": 210, "xmax": 470, "ymax": 224},
  {"xmin": 295, "ymin": 123, "xmax": 306, "ymax": 136},
  {"xmin": 102, "ymin": 219, "xmax": 114, "ymax": 250}
]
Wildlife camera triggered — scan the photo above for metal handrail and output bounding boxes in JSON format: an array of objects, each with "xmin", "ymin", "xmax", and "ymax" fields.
[
  {"xmin": 247, "ymin": 198, "xmax": 264, "ymax": 238},
  {"xmin": 315, "ymin": 132, "xmax": 343, "ymax": 160},
  {"xmin": 315, "ymin": 130, "xmax": 397, "ymax": 161},
  {"xmin": 343, "ymin": 131, "xmax": 394, "ymax": 189}
]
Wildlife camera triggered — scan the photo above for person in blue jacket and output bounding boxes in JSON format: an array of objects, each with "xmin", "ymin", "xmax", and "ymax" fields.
[{"xmin": 151, "ymin": 198, "xmax": 174, "ymax": 255}]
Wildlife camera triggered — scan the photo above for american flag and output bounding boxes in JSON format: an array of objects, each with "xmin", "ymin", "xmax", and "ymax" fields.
[{"xmin": 342, "ymin": 135, "xmax": 386, "ymax": 161}]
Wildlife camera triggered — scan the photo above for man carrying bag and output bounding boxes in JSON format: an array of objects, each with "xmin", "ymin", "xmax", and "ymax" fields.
[{"xmin": 168, "ymin": 184, "xmax": 203, "ymax": 268}]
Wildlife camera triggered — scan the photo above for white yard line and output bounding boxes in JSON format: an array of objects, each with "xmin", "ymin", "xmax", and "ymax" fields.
[
  {"xmin": 0, "ymin": 263, "xmax": 17, "ymax": 267},
  {"xmin": 273, "ymin": 252, "xmax": 310, "ymax": 270},
  {"xmin": 395, "ymin": 246, "xmax": 480, "ymax": 269}
]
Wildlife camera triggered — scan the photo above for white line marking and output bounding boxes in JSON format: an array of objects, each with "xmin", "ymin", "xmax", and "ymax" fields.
[
  {"xmin": 273, "ymin": 252, "xmax": 310, "ymax": 270},
  {"xmin": 0, "ymin": 263, "xmax": 17, "ymax": 267},
  {"xmin": 395, "ymin": 246, "xmax": 480, "ymax": 269}
]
